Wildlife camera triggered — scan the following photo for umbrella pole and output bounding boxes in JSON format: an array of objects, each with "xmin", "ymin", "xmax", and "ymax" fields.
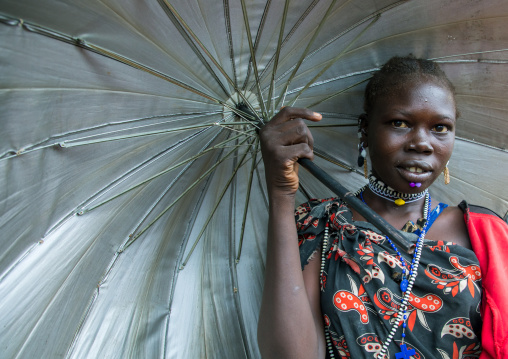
[{"xmin": 236, "ymin": 104, "xmax": 412, "ymax": 253}]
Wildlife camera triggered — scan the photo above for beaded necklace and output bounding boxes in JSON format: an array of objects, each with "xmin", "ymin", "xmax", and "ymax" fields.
[
  {"xmin": 368, "ymin": 175, "xmax": 427, "ymax": 206},
  {"xmin": 320, "ymin": 189, "xmax": 431, "ymax": 359}
]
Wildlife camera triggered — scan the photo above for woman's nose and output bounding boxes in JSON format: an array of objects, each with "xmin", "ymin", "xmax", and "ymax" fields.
[{"xmin": 407, "ymin": 128, "xmax": 433, "ymax": 153}]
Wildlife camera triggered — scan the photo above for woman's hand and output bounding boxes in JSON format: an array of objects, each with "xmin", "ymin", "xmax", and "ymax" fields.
[{"xmin": 259, "ymin": 107, "xmax": 322, "ymax": 198}]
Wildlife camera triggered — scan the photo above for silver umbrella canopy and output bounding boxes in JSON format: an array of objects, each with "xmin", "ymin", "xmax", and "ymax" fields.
[{"xmin": 0, "ymin": 0, "xmax": 507, "ymax": 358}]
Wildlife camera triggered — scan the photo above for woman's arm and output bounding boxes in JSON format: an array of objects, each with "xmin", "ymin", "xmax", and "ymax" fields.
[{"xmin": 257, "ymin": 107, "xmax": 326, "ymax": 358}]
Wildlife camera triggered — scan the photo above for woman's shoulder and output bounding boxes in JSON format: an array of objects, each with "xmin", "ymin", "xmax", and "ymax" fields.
[
  {"xmin": 295, "ymin": 197, "xmax": 345, "ymax": 226},
  {"xmin": 457, "ymin": 200, "xmax": 508, "ymax": 247},
  {"xmin": 457, "ymin": 200, "xmax": 506, "ymax": 220},
  {"xmin": 428, "ymin": 204, "xmax": 471, "ymax": 249},
  {"xmin": 431, "ymin": 200, "xmax": 508, "ymax": 250}
]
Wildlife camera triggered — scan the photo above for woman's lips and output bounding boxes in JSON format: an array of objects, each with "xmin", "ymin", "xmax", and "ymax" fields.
[{"xmin": 397, "ymin": 163, "xmax": 433, "ymax": 182}]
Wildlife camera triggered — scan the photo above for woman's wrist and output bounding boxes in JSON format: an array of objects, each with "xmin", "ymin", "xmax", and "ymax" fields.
[
  {"xmin": 268, "ymin": 190, "xmax": 296, "ymax": 206},
  {"xmin": 268, "ymin": 193, "xmax": 298, "ymax": 226}
]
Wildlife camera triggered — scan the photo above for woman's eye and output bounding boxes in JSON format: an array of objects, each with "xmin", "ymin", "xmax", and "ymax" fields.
[
  {"xmin": 391, "ymin": 120, "xmax": 408, "ymax": 128},
  {"xmin": 433, "ymin": 125, "xmax": 449, "ymax": 133}
]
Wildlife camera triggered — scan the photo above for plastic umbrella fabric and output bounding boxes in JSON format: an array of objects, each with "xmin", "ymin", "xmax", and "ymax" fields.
[{"xmin": 1, "ymin": 0, "xmax": 507, "ymax": 358}]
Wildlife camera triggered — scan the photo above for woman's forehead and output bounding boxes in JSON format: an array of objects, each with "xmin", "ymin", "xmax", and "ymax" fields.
[{"xmin": 371, "ymin": 78, "xmax": 457, "ymax": 118}]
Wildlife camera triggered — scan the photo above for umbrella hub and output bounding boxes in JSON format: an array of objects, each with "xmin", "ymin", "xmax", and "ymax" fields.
[{"xmin": 223, "ymin": 91, "xmax": 260, "ymax": 124}]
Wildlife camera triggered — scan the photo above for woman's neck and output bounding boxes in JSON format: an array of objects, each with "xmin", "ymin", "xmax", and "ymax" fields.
[{"xmin": 359, "ymin": 188, "xmax": 427, "ymax": 229}]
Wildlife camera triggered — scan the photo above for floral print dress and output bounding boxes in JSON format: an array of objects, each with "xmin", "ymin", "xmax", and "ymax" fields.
[{"xmin": 297, "ymin": 198, "xmax": 482, "ymax": 359}]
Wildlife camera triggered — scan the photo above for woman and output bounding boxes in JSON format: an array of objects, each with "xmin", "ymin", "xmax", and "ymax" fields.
[{"xmin": 257, "ymin": 56, "xmax": 508, "ymax": 359}]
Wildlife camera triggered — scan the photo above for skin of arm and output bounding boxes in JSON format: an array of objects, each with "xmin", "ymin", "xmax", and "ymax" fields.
[{"xmin": 257, "ymin": 107, "xmax": 326, "ymax": 359}]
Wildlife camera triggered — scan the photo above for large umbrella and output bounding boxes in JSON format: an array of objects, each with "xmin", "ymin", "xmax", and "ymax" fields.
[{"xmin": 1, "ymin": 0, "xmax": 507, "ymax": 358}]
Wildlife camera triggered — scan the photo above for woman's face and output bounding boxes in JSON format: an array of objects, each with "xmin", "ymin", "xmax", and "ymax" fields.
[{"xmin": 363, "ymin": 78, "xmax": 456, "ymax": 193}]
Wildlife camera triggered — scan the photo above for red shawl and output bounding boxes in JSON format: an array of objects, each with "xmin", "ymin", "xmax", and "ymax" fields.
[{"xmin": 462, "ymin": 202, "xmax": 508, "ymax": 358}]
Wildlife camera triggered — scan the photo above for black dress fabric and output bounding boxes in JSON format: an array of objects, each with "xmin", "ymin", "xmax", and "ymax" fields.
[{"xmin": 296, "ymin": 198, "xmax": 482, "ymax": 359}]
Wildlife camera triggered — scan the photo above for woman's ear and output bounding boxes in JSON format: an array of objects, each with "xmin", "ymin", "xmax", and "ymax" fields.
[{"xmin": 358, "ymin": 113, "xmax": 368, "ymax": 147}]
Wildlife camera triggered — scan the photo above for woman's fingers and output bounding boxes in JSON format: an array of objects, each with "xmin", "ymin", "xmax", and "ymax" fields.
[
  {"xmin": 261, "ymin": 107, "xmax": 321, "ymax": 149},
  {"xmin": 259, "ymin": 107, "xmax": 321, "ymax": 196},
  {"xmin": 269, "ymin": 106, "xmax": 322, "ymax": 125},
  {"xmin": 262, "ymin": 118, "xmax": 312, "ymax": 148},
  {"xmin": 288, "ymin": 142, "xmax": 315, "ymax": 161},
  {"xmin": 260, "ymin": 120, "xmax": 315, "ymax": 161}
]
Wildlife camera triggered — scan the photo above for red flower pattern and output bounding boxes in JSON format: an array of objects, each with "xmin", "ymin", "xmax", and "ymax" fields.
[{"xmin": 425, "ymin": 256, "xmax": 482, "ymax": 297}]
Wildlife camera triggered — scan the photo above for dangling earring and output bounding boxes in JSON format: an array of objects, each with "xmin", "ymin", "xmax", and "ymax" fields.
[
  {"xmin": 358, "ymin": 142, "xmax": 368, "ymax": 179},
  {"xmin": 357, "ymin": 114, "xmax": 368, "ymax": 179},
  {"xmin": 443, "ymin": 161, "xmax": 450, "ymax": 185}
]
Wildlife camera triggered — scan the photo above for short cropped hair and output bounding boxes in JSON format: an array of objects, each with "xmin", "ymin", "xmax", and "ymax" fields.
[{"xmin": 363, "ymin": 55, "xmax": 457, "ymax": 116}]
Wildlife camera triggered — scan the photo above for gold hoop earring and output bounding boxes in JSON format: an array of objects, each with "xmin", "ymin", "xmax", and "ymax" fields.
[{"xmin": 443, "ymin": 163, "xmax": 450, "ymax": 185}]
